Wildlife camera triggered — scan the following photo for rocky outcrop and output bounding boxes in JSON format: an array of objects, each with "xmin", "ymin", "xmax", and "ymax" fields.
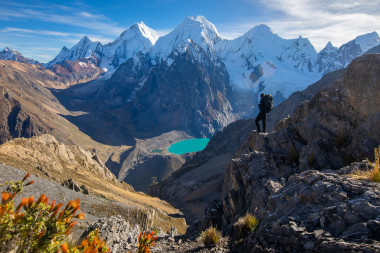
[
  {"xmin": 80, "ymin": 216, "xmax": 142, "ymax": 252},
  {"xmin": 243, "ymin": 169, "xmax": 380, "ymax": 252},
  {"xmin": 221, "ymin": 54, "xmax": 380, "ymax": 251},
  {"xmin": 62, "ymin": 178, "xmax": 90, "ymax": 195}
]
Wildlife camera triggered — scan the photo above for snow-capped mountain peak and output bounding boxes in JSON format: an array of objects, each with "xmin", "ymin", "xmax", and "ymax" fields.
[
  {"xmin": 152, "ymin": 15, "xmax": 221, "ymax": 58},
  {"xmin": 0, "ymin": 47, "xmax": 38, "ymax": 64},
  {"xmin": 353, "ymin": 31, "xmax": 380, "ymax": 53},
  {"xmin": 129, "ymin": 21, "xmax": 159, "ymax": 45},
  {"xmin": 45, "ymin": 36, "xmax": 101, "ymax": 68},
  {"xmin": 323, "ymin": 41, "xmax": 337, "ymax": 52},
  {"xmin": 245, "ymin": 24, "xmax": 273, "ymax": 38}
]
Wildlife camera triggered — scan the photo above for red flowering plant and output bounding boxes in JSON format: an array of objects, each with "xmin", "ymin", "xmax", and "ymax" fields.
[{"xmin": 0, "ymin": 173, "xmax": 85, "ymax": 252}]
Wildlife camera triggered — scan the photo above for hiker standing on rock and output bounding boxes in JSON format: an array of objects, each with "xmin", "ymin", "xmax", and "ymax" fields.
[{"xmin": 255, "ymin": 93, "xmax": 273, "ymax": 133}]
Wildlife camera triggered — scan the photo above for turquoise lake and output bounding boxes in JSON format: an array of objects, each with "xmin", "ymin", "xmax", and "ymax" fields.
[{"xmin": 168, "ymin": 138, "xmax": 210, "ymax": 155}]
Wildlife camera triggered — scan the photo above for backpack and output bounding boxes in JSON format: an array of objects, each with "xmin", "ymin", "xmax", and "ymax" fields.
[{"xmin": 261, "ymin": 94, "xmax": 273, "ymax": 113}]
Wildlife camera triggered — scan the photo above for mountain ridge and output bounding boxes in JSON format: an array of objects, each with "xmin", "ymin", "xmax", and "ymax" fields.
[{"xmin": 39, "ymin": 16, "xmax": 379, "ymax": 112}]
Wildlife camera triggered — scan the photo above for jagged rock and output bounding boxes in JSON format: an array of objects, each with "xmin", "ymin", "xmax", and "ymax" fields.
[
  {"xmin": 80, "ymin": 216, "xmax": 142, "ymax": 253},
  {"xmin": 62, "ymin": 179, "xmax": 90, "ymax": 195},
  {"xmin": 170, "ymin": 226, "xmax": 178, "ymax": 238},
  {"xmin": 80, "ymin": 184, "xmax": 90, "ymax": 195},
  {"xmin": 62, "ymin": 178, "xmax": 80, "ymax": 192},
  {"xmin": 220, "ymin": 54, "xmax": 380, "ymax": 252}
]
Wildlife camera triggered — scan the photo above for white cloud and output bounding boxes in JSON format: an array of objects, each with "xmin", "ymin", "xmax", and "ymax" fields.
[
  {"xmin": 1, "ymin": 27, "xmax": 71, "ymax": 37},
  {"xmin": 0, "ymin": 2, "xmax": 125, "ymax": 37},
  {"xmin": 257, "ymin": 0, "xmax": 380, "ymax": 50}
]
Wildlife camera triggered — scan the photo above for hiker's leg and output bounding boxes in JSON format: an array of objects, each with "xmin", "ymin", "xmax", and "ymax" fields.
[
  {"xmin": 255, "ymin": 114, "xmax": 261, "ymax": 132},
  {"xmin": 262, "ymin": 113, "xmax": 267, "ymax": 133}
]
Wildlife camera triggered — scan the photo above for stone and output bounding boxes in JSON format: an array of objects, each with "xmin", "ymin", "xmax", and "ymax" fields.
[{"xmin": 80, "ymin": 216, "xmax": 142, "ymax": 253}]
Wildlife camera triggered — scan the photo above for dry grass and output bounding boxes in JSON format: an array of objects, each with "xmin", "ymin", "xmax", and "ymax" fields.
[
  {"xmin": 351, "ymin": 146, "xmax": 380, "ymax": 183},
  {"xmin": 200, "ymin": 226, "xmax": 222, "ymax": 248},
  {"xmin": 233, "ymin": 212, "xmax": 259, "ymax": 239}
]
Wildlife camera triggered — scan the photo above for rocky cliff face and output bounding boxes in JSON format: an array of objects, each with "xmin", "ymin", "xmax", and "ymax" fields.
[
  {"xmin": 220, "ymin": 54, "xmax": 380, "ymax": 251},
  {"xmin": 131, "ymin": 43, "xmax": 236, "ymax": 137}
]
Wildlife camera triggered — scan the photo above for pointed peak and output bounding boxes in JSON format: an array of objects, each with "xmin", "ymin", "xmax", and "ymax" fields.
[
  {"xmin": 130, "ymin": 21, "xmax": 146, "ymax": 30},
  {"xmin": 323, "ymin": 41, "xmax": 338, "ymax": 50},
  {"xmin": 179, "ymin": 15, "xmax": 220, "ymax": 36},
  {"xmin": 2, "ymin": 46, "xmax": 12, "ymax": 52},
  {"xmin": 79, "ymin": 36, "xmax": 91, "ymax": 43},
  {"xmin": 120, "ymin": 21, "xmax": 159, "ymax": 45}
]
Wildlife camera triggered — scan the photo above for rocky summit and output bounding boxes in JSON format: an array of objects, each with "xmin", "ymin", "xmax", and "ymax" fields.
[{"xmin": 218, "ymin": 54, "xmax": 380, "ymax": 252}]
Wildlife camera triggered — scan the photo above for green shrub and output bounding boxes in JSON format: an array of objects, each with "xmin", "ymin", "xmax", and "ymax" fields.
[
  {"xmin": 200, "ymin": 226, "xmax": 221, "ymax": 248},
  {"xmin": 233, "ymin": 212, "xmax": 259, "ymax": 239}
]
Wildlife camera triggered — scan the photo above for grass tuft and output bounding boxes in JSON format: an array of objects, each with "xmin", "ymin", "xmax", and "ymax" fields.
[
  {"xmin": 200, "ymin": 226, "xmax": 221, "ymax": 248},
  {"xmin": 351, "ymin": 146, "xmax": 380, "ymax": 183},
  {"xmin": 233, "ymin": 212, "xmax": 259, "ymax": 239}
]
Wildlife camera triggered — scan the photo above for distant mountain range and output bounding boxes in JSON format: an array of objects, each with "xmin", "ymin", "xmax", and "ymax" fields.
[
  {"xmin": 0, "ymin": 47, "xmax": 38, "ymax": 64},
  {"xmin": 1, "ymin": 16, "xmax": 379, "ymax": 137},
  {"xmin": 42, "ymin": 16, "xmax": 379, "ymax": 102}
]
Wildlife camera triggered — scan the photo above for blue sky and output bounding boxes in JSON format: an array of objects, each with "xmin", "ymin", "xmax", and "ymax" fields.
[{"xmin": 1, "ymin": 0, "xmax": 379, "ymax": 63}]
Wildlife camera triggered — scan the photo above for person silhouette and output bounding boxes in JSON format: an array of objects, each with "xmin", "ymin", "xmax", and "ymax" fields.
[{"xmin": 255, "ymin": 93, "xmax": 271, "ymax": 133}]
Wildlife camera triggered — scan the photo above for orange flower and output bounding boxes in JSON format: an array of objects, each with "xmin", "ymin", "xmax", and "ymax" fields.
[
  {"xmin": 61, "ymin": 243, "xmax": 69, "ymax": 253},
  {"xmin": 28, "ymin": 196, "xmax": 34, "ymax": 208},
  {"xmin": 52, "ymin": 203, "xmax": 63, "ymax": 217},
  {"xmin": 22, "ymin": 173, "xmax": 30, "ymax": 182},
  {"xmin": 1, "ymin": 192, "xmax": 11, "ymax": 203},
  {"xmin": 81, "ymin": 239, "xmax": 89, "ymax": 247},
  {"xmin": 65, "ymin": 200, "xmax": 73, "ymax": 210},
  {"xmin": 25, "ymin": 180, "xmax": 34, "ymax": 186},
  {"xmin": 75, "ymin": 212, "xmax": 85, "ymax": 220},
  {"xmin": 68, "ymin": 221, "xmax": 78, "ymax": 230},
  {"xmin": 36, "ymin": 194, "xmax": 46, "ymax": 204}
]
